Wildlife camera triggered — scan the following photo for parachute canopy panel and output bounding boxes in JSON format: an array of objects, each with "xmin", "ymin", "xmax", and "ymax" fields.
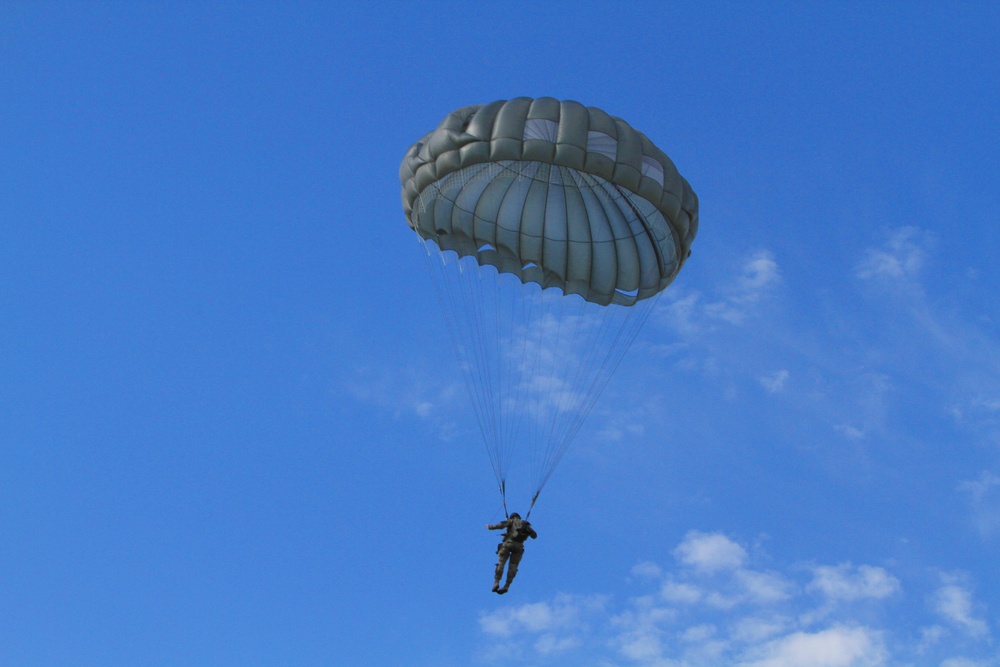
[{"xmin": 400, "ymin": 97, "xmax": 699, "ymax": 306}]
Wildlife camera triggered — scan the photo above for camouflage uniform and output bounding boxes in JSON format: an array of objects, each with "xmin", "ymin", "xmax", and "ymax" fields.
[{"xmin": 487, "ymin": 514, "xmax": 537, "ymax": 594}]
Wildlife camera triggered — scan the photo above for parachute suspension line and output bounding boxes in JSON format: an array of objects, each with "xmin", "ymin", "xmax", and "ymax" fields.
[
  {"xmin": 530, "ymin": 294, "xmax": 609, "ymax": 496},
  {"xmin": 500, "ymin": 480, "xmax": 509, "ymax": 519},
  {"xmin": 421, "ymin": 241, "xmax": 503, "ymax": 487},
  {"xmin": 534, "ymin": 289, "xmax": 584, "ymax": 492},
  {"xmin": 537, "ymin": 295, "xmax": 598, "ymax": 489},
  {"xmin": 552, "ymin": 294, "xmax": 661, "ymax": 478},
  {"xmin": 466, "ymin": 258, "xmax": 507, "ymax": 487},
  {"xmin": 526, "ymin": 285, "xmax": 561, "ymax": 503},
  {"xmin": 539, "ymin": 288, "xmax": 569, "ymax": 490},
  {"xmin": 491, "ymin": 260, "xmax": 510, "ymax": 483},
  {"xmin": 531, "ymin": 297, "xmax": 657, "ymax": 498},
  {"xmin": 499, "ymin": 273, "xmax": 528, "ymax": 487},
  {"xmin": 502, "ymin": 274, "xmax": 527, "ymax": 479},
  {"xmin": 461, "ymin": 258, "xmax": 495, "ymax": 460},
  {"xmin": 453, "ymin": 257, "xmax": 497, "ymax": 480},
  {"xmin": 504, "ymin": 274, "xmax": 550, "ymax": 506}
]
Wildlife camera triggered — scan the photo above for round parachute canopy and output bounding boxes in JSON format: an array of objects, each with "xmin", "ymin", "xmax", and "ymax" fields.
[
  {"xmin": 400, "ymin": 97, "xmax": 699, "ymax": 306},
  {"xmin": 399, "ymin": 98, "xmax": 698, "ymax": 509}
]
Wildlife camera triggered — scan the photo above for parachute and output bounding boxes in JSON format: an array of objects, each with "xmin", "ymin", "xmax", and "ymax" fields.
[{"xmin": 399, "ymin": 97, "xmax": 698, "ymax": 515}]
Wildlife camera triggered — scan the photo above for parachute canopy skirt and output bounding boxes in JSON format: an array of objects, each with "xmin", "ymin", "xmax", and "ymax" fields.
[
  {"xmin": 399, "ymin": 98, "xmax": 699, "ymax": 510},
  {"xmin": 400, "ymin": 97, "xmax": 698, "ymax": 306}
]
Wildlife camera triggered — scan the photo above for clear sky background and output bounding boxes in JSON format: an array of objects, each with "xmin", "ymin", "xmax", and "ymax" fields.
[{"xmin": 2, "ymin": 3, "xmax": 999, "ymax": 666}]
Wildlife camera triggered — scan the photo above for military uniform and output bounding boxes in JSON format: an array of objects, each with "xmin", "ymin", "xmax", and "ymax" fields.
[{"xmin": 487, "ymin": 515, "xmax": 537, "ymax": 594}]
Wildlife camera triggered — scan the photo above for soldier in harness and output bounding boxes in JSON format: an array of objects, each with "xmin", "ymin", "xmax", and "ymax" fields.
[{"xmin": 486, "ymin": 512, "xmax": 537, "ymax": 594}]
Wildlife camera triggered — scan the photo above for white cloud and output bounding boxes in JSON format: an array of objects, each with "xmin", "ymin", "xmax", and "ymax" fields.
[
  {"xmin": 835, "ymin": 424, "xmax": 866, "ymax": 440},
  {"xmin": 737, "ymin": 625, "xmax": 888, "ymax": 667},
  {"xmin": 611, "ymin": 603, "xmax": 676, "ymax": 663},
  {"xmin": 959, "ymin": 472, "xmax": 1000, "ymax": 539},
  {"xmin": 759, "ymin": 369, "xmax": 789, "ymax": 393},
  {"xmin": 661, "ymin": 290, "xmax": 704, "ymax": 337},
  {"xmin": 632, "ymin": 561, "xmax": 664, "ymax": 580},
  {"xmin": 596, "ymin": 412, "xmax": 647, "ymax": 443},
  {"xmin": 735, "ymin": 569, "xmax": 795, "ymax": 605},
  {"xmin": 479, "ymin": 601, "xmax": 551, "ymax": 637},
  {"xmin": 932, "ymin": 575, "xmax": 990, "ymax": 639},
  {"xmin": 661, "ymin": 579, "xmax": 704, "ymax": 604},
  {"xmin": 917, "ymin": 624, "xmax": 946, "ymax": 653},
  {"xmin": 477, "ymin": 530, "xmax": 997, "ymax": 666},
  {"xmin": 704, "ymin": 251, "xmax": 781, "ymax": 325},
  {"xmin": 740, "ymin": 252, "xmax": 782, "ymax": 291},
  {"xmin": 731, "ymin": 615, "xmax": 792, "ymax": 644},
  {"xmin": 478, "ymin": 593, "xmax": 608, "ymax": 660},
  {"xmin": 674, "ymin": 531, "xmax": 747, "ymax": 573},
  {"xmin": 855, "ymin": 227, "xmax": 929, "ymax": 282},
  {"xmin": 807, "ymin": 564, "xmax": 900, "ymax": 602},
  {"xmin": 972, "ymin": 397, "xmax": 1000, "ymax": 412},
  {"xmin": 533, "ymin": 633, "xmax": 579, "ymax": 655},
  {"xmin": 345, "ymin": 364, "xmax": 464, "ymax": 437},
  {"xmin": 939, "ymin": 658, "xmax": 999, "ymax": 667},
  {"xmin": 682, "ymin": 623, "xmax": 718, "ymax": 642},
  {"xmin": 479, "ymin": 594, "xmax": 601, "ymax": 637},
  {"xmin": 657, "ymin": 249, "xmax": 780, "ymax": 339},
  {"xmin": 662, "ymin": 533, "xmax": 794, "ymax": 612}
]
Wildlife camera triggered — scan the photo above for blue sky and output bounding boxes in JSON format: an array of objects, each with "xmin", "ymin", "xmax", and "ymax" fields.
[{"xmin": 2, "ymin": 2, "xmax": 999, "ymax": 665}]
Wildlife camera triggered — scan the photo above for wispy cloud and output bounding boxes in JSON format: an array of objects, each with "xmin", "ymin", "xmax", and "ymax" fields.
[
  {"xmin": 806, "ymin": 563, "xmax": 900, "ymax": 602},
  {"xmin": 931, "ymin": 573, "xmax": 991, "ymax": 639},
  {"xmin": 759, "ymin": 370, "xmax": 789, "ymax": 393},
  {"xmin": 478, "ymin": 593, "xmax": 608, "ymax": 659},
  {"xmin": 939, "ymin": 658, "xmax": 998, "ymax": 667},
  {"xmin": 479, "ymin": 595, "xmax": 594, "ymax": 637},
  {"xmin": 344, "ymin": 364, "xmax": 465, "ymax": 437},
  {"xmin": 636, "ymin": 225, "xmax": 1000, "ymax": 539},
  {"xmin": 632, "ymin": 561, "xmax": 664, "ymax": 580},
  {"xmin": 664, "ymin": 250, "xmax": 781, "ymax": 333},
  {"xmin": 834, "ymin": 424, "xmax": 866, "ymax": 440},
  {"xmin": 959, "ymin": 472, "xmax": 1000, "ymax": 539},
  {"xmin": 853, "ymin": 229, "xmax": 1000, "ymax": 440},
  {"xmin": 855, "ymin": 226, "xmax": 930, "ymax": 284},
  {"xmin": 704, "ymin": 251, "xmax": 781, "ymax": 325}
]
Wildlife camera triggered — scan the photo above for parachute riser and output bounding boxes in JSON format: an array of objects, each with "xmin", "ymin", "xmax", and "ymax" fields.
[{"xmin": 524, "ymin": 490, "xmax": 540, "ymax": 520}]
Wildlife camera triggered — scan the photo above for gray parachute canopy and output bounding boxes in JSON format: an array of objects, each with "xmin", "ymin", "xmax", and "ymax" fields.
[{"xmin": 400, "ymin": 97, "xmax": 699, "ymax": 306}]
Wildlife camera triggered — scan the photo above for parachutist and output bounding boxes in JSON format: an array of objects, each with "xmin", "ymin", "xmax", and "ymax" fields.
[{"xmin": 487, "ymin": 512, "xmax": 537, "ymax": 594}]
